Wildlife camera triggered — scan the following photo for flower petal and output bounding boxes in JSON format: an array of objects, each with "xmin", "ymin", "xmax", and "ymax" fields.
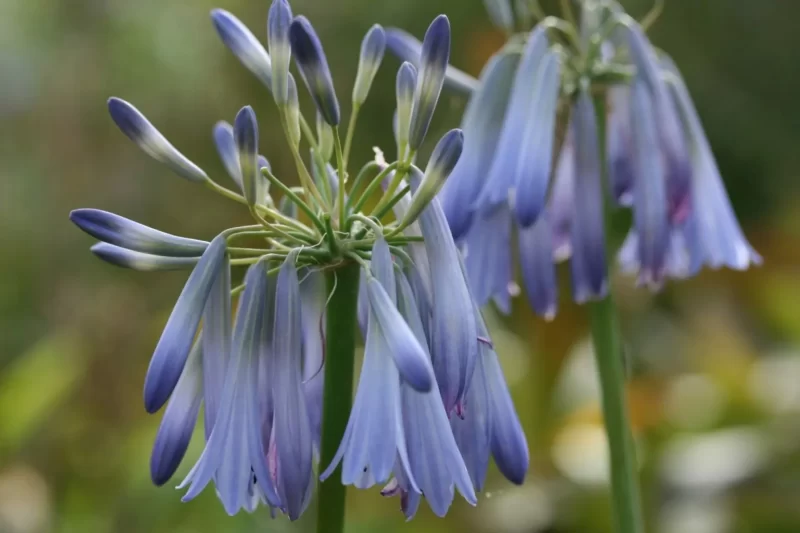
[
  {"xmin": 462, "ymin": 204, "xmax": 513, "ymax": 313},
  {"xmin": 90, "ymin": 243, "xmax": 199, "ymax": 271},
  {"xmin": 299, "ymin": 269, "xmax": 327, "ymax": 452},
  {"xmin": 267, "ymin": 0, "xmax": 293, "ymax": 104},
  {"xmin": 289, "ymin": 16, "xmax": 340, "ymax": 126},
  {"xmin": 144, "ymin": 235, "xmax": 227, "ymax": 413},
  {"xmin": 234, "ymin": 106, "xmax": 260, "ymax": 207},
  {"xmin": 408, "ymin": 15, "xmax": 451, "ymax": 150},
  {"xmin": 395, "ymin": 62, "xmax": 418, "ymax": 152},
  {"xmin": 211, "ymin": 9, "xmax": 272, "ymax": 89},
  {"xmin": 353, "ymin": 24, "xmax": 387, "ymax": 105},
  {"xmin": 438, "ymin": 50, "xmax": 520, "ymax": 240},
  {"xmin": 202, "ymin": 255, "xmax": 231, "ymax": 438},
  {"xmin": 607, "ymin": 85, "xmax": 635, "ymax": 206},
  {"xmin": 107, "ymin": 98, "xmax": 209, "ymax": 183},
  {"xmin": 518, "ymin": 214, "xmax": 558, "ymax": 320}
]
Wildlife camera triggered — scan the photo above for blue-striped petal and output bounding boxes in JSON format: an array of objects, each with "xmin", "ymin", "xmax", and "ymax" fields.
[
  {"xmin": 267, "ymin": 0, "xmax": 293, "ymax": 105},
  {"xmin": 401, "ymin": 128, "xmax": 464, "ymax": 228},
  {"xmin": 71, "ymin": 209, "xmax": 207, "ymax": 256},
  {"xmin": 395, "ymin": 62, "xmax": 417, "ymax": 153},
  {"xmin": 385, "ymin": 28, "xmax": 478, "ymax": 95},
  {"xmin": 414, "ymin": 168, "xmax": 478, "ymax": 413},
  {"xmin": 396, "ymin": 273, "xmax": 476, "ymax": 516},
  {"xmin": 462, "ymin": 204, "xmax": 513, "ymax": 314},
  {"xmin": 150, "ymin": 338, "xmax": 202, "ymax": 486},
  {"xmin": 450, "ymin": 349, "xmax": 491, "ymax": 492},
  {"xmin": 518, "ymin": 214, "xmax": 557, "ymax": 320},
  {"xmin": 90, "ymin": 243, "xmax": 199, "ymax": 271},
  {"xmin": 607, "ymin": 85, "xmax": 634, "ymax": 206},
  {"xmin": 353, "ymin": 24, "xmax": 387, "ymax": 105},
  {"xmin": 234, "ymin": 106, "xmax": 259, "ymax": 207},
  {"xmin": 624, "ymin": 23, "xmax": 691, "ymax": 223},
  {"xmin": 477, "ymin": 26, "xmax": 549, "ymax": 210},
  {"xmin": 144, "ymin": 235, "xmax": 227, "ymax": 413},
  {"xmin": 664, "ymin": 60, "xmax": 761, "ymax": 272},
  {"xmin": 570, "ymin": 91, "xmax": 608, "ymax": 303},
  {"xmin": 438, "ymin": 50, "xmax": 519, "ymax": 240},
  {"xmin": 271, "ymin": 256, "xmax": 314, "ymax": 520},
  {"xmin": 512, "ymin": 50, "xmax": 561, "ymax": 227},
  {"xmin": 211, "ymin": 9, "xmax": 272, "ymax": 89},
  {"xmin": 107, "ymin": 98, "xmax": 208, "ymax": 183},
  {"xmin": 213, "ymin": 121, "xmax": 243, "ymax": 190},
  {"xmin": 202, "ymin": 256, "xmax": 231, "ymax": 438},
  {"xmin": 629, "ymin": 76, "xmax": 670, "ymax": 289},
  {"xmin": 408, "ymin": 15, "xmax": 450, "ymax": 151},
  {"xmin": 290, "ymin": 16, "xmax": 340, "ymax": 126},
  {"xmin": 299, "ymin": 269, "xmax": 327, "ymax": 452}
]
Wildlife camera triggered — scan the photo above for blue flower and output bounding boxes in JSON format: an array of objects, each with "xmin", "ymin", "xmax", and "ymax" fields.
[
  {"xmin": 211, "ymin": 9, "xmax": 273, "ymax": 90},
  {"xmin": 353, "ymin": 24, "xmax": 387, "ymax": 106},
  {"xmin": 90, "ymin": 243, "xmax": 200, "ymax": 271},
  {"xmin": 267, "ymin": 0, "xmax": 293, "ymax": 105},
  {"xmin": 395, "ymin": 61, "xmax": 417, "ymax": 153}
]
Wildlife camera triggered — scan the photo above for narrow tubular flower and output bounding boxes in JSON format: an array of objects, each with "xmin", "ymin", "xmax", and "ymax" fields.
[
  {"xmin": 90, "ymin": 243, "xmax": 199, "ymax": 272},
  {"xmin": 413, "ymin": 169, "xmax": 478, "ymax": 413},
  {"xmin": 400, "ymin": 128, "xmax": 464, "ymax": 229},
  {"xmin": 366, "ymin": 240, "xmax": 435, "ymax": 392},
  {"xmin": 143, "ymin": 235, "xmax": 227, "ymax": 413},
  {"xmin": 518, "ymin": 214, "xmax": 557, "ymax": 320},
  {"xmin": 607, "ymin": 85, "xmax": 634, "ymax": 206},
  {"xmin": 150, "ymin": 338, "xmax": 202, "ymax": 486},
  {"xmin": 211, "ymin": 9, "xmax": 273, "ymax": 90},
  {"xmin": 629, "ymin": 76, "xmax": 670, "ymax": 288},
  {"xmin": 70, "ymin": 208, "xmax": 207, "ymax": 256},
  {"xmin": 267, "ymin": 0, "xmax": 293, "ymax": 105},
  {"xmin": 353, "ymin": 24, "xmax": 387, "ymax": 106},
  {"xmin": 438, "ymin": 51, "xmax": 519, "ymax": 240},
  {"xmin": 483, "ymin": 0, "xmax": 514, "ymax": 32},
  {"xmin": 570, "ymin": 91, "xmax": 608, "ymax": 303},
  {"xmin": 462, "ymin": 205, "xmax": 514, "ymax": 313},
  {"xmin": 289, "ymin": 16, "xmax": 340, "ymax": 126},
  {"xmin": 395, "ymin": 62, "xmax": 417, "ymax": 153},
  {"xmin": 512, "ymin": 50, "xmax": 561, "ymax": 227},
  {"xmin": 549, "ymin": 131, "xmax": 576, "ymax": 262},
  {"xmin": 202, "ymin": 255, "xmax": 231, "ymax": 438},
  {"xmin": 385, "ymin": 28, "xmax": 479, "ymax": 95},
  {"xmin": 393, "ymin": 272, "xmax": 477, "ymax": 517},
  {"xmin": 624, "ymin": 23, "xmax": 691, "ymax": 223},
  {"xmin": 408, "ymin": 15, "xmax": 451, "ymax": 151},
  {"xmin": 298, "ymin": 269, "xmax": 327, "ymax": 451},
  {"xmin": 477, "ymin": 26, "xmax": 549, "ymax": 210},
  {"xmin": 234, "ymin": 106, "xmax": 260, "ymax": 207},
  {"xmin": 664, "ymin": 60, "xmax": 761, "ymax": 272},
  {"xmin": 107, "ymin": 98, "xmax": 209, "ymax": 183},
  {"xmin": 321, "ymin": 240, "xmax": 415, "ymax": 491},
  {"xmin": 271, "ymin": 256, "xmax": 314, "ymax": 520},
  {"xmin": 179, "ymin": 262, "xmax": 280, "ymax": 513}
]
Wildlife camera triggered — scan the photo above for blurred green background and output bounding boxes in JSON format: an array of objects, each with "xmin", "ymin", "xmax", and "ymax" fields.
[{"xmin": 2, "ymin": 0, "xmax": 800, "ymax": 531}]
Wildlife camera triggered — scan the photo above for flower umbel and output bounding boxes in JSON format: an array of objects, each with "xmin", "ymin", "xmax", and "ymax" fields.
[{"xmin": 70, "ymin": 4, "xmax": 527, "ymax": 525}]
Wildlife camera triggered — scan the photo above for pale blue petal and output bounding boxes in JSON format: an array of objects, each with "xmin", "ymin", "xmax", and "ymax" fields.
[
  {"xmin": 463, "ymin": 204, "xmax": 513, "ymax": 314},
  {"xmin": 211, "ymin": 9, "xmax": 272, "ymax": 89},
  {"xmin": 90, "ymin": 243, "xmax": 198, "ymax": 271},
  {"xmin": 518, "ymin": 214, "xmax": 558, "ymax": 320},
  {"xmin": 202, "ymin": 256, "xmax": 231, "ymax": 438},
  {"xmin": 408, "ymin": 15, "xmax": 451, "ymax": 150}
]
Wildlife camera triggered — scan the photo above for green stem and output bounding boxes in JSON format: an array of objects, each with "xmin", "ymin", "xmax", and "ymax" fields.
[
  {"xmin": 343, "ymin": 104, "xmax": 360, "ymax": 169},
  {"xmin": 317, "ymin": 263, "xmax": 360, "ymax": 533},
  {"xmin": 590, "ymin": 93, "xmax": 644, "ymax": 533},
  {"xmin": 334, "ymin": 128, "xmax": 347, "ymax": 229}
]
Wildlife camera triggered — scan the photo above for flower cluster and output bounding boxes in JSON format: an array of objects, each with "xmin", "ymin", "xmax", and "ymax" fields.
[
  {"xmin": 70, "ymin": 0, "xmax": 527, "ymax": 521},
  {"xmin": 387, "ymin": 0, "xmax": 761, "ymax": 319}
]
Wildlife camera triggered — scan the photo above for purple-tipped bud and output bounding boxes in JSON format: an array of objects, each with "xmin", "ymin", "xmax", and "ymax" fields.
[
  {"xmin": 70, "ymin": 209, "xmax": 208, "ymax": 256},
  {"xmin": 91, "ymin": 243, "xmax": 200, "ymax": 271},
  {"xmin": 267, "ymin": 0, "xmax": 293, "ymax": 104},
  {"xmin": 289, "ymin": 16, "xmax": 340, "ymax": 126},
  {"xmin": 353, "ymin": 24, "xmax": 386, "ymax": 105},
  {"xmin": 401, "ymin": 129, "xmax": 464, "ymax": 228},
  {"xmin": 408, "ymin": 15, "xmax": 451, "ymax": 151},
  {"xmin": 385, "ymin": 28, "xmax": 478, "ymax": 95},
  {"xmin": 211, "ymin": 9, "xmax": 273, "ymax": 90},
  {"xmin": 213, "ymin": 121, "xmax": 243, "ymax": 190},
  {"xmin": 395, "ymin": 61, "xmax": 418, "ymax": 152},
  {"xmin": 144, "ymin": 235, "xmax": 227, "ymax": 413},
  {"xmin": 234, "ymin": 106, "xmax": 259, "ymax": 206},
  {"xmin": 107, "ymin": 98, "xmax": 208, "ymax": 183}
]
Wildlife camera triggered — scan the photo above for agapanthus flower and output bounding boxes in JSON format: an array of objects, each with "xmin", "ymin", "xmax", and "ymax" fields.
[
  {"xmin": 70, "ymin": 2, "xmax": 528, "ymax": 524},
  {"xmin": 387, "ymin": 1, "xmax": 760, "ymax": 319}
]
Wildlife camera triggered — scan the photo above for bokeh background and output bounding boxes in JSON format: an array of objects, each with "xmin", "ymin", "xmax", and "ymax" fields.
[{"xmin": 2, "ymin": 0, "xmax": 799, "ymax": 531}]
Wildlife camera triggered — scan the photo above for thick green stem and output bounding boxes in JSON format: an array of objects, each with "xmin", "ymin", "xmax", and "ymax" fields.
[
  {"xmin": 317, "ymin": 263, "xmax": 360, "ymax": 533},
  {"xmin": 590, "ymin": 93, "xmax": 644, "ymax": 533}
]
